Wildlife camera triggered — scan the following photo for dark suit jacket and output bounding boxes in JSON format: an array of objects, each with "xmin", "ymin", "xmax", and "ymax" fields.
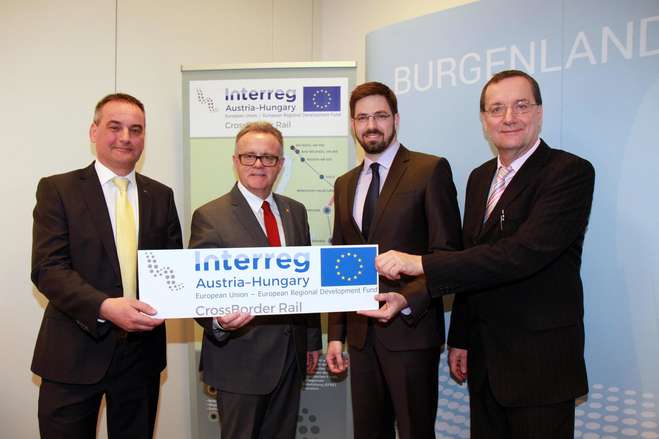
[
  {"xmin": 190, "ymin": 184, "xmax": 322, "ymax": 395},
  {"xmin": 31, "ymin": 162, "xmax": 183, "ymax": 384},
  {"xmin": 424, "ymin": 140, "xmax": 594, "ymax": 406},
  {"xmin": 328, "ymin": 145, "xmax": 462, "ymax": 351}
]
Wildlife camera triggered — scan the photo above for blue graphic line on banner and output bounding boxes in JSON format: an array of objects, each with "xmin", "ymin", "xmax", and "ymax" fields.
[
  {"xmin": 320, "ymin": 247, "xmax": 377, "ymax": 286},
  {"xmin": 303, "ymin": 87, "xmax": 340, "ymax": 112}
]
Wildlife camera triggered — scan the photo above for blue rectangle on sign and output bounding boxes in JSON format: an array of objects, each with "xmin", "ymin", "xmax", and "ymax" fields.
[
  {"xmin": 303, "ymin": 86, "xmax": 341, "ymax": 112},
  {"xmin": 320, "ymin": 246, "xmax": 378, "ymax": 287}
]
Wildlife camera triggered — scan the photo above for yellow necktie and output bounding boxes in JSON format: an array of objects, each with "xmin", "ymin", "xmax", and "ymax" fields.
[{"xmin": 113, "ymin": 177, "xmax": 137, "ymax": 299}]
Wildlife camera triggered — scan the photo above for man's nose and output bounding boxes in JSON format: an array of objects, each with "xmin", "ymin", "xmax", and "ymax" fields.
[
  {"xmin": 502, "ymin": 106, "xmax": 517, "ymax": 123},
  {"xmin": 118, "ymin": 127, "xmax": 131, "ymax": 142}
]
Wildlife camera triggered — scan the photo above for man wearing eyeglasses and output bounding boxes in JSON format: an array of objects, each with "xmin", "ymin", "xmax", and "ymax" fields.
[
  {"xmin": 189, "ymin": 121, "xmax": 322, "ymax": 439},
  {"xmin": 325, "ymin": 81, "xmax": 462, "ymax": 439},
  {"xmin": 375, "ymin": 70, "xmax": 594, "ymax": 438}
]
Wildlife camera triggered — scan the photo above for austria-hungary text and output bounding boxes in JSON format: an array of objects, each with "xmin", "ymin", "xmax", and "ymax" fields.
[
  {"xmin": 196, "ymin": 275, "xmax": 310, "ymax": 289},
  {"xmin": 225, "ymin": 103, "xmax": 296, "ymax": 112}
]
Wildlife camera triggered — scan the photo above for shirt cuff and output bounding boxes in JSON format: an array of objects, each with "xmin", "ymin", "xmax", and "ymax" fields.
[{"xmin": 212, "ymin": 318, "xmax": 226, "ymax": 332}]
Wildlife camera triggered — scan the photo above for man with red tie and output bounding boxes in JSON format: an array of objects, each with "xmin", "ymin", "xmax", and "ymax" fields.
[{"xmin": 190, "ymin": 122, "xmax": 322, "ymax": 439}]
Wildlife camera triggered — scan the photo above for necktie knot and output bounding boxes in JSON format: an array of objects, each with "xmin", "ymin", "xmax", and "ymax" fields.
[
  {"xmin": 113, "ymin": 177, "xmax": 129, "ymax": 193},
  {"xmin": 496, "ymin": 165, "xmax": 513, "ymax": 182}
]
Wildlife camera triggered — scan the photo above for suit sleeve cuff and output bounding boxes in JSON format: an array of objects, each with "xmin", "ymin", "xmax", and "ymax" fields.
[{"xmin": 211, "ymin": 318, "xmax": 231, "ymax": 342}]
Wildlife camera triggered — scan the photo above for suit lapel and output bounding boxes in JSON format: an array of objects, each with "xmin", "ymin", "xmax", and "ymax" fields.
[
  {"xmin": 343, "ymin": 166, "xmax": 364, "ymax": 242},
  {"xmin": 230, "ymin": 184, "xmax": 269, "ymax": 246},
  {"xmin": 480, "ymin": 141, "xmax": 551, "ymax": 236},
  {"xmin": 473, "ymin": 160, "xmax": 498, "ymax": 236},
  {"xmin": 136, "ymin": 173, "xmax": 151, "ymax": 249},
  {"xmin": 79, "ymin": 163, "xmax": 121, "ymax": 280},
  {"xmin": 367, "ymin": 145, "xmax": 409, "ymax": 241},
  {"xmin": 273, "ymin": 194, "xmax": 295, "ymax": 246}
]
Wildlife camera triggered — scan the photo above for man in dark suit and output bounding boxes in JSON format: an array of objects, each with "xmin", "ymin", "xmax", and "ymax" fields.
[
  {"xmin": 31, "ymin": 93, "xmax": 183, "ymax": 439},
  {"xmin": 376, "ymin": 70, "xmax": 594, "ymax": 439},
  {"xmin": 190, "ymin": 122, "xmax": 322, "ymax": 439},
  {"xmin": 325, "ymin": 82, "xmax": 462, "ymax": 439}
]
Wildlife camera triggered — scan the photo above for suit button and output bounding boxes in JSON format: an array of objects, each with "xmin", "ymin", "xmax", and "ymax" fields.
[{"xmin": 284, "ymin": 329, "xmax": 291, "ymax": 336}]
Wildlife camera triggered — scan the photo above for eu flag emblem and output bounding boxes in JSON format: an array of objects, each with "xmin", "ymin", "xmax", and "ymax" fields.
[
  {"xmin": 320, "ymin": 246, "xmax": 377, "ymax": 287},
  {"xmin": 303, "ymin": 86, "xmax": 341, "ymax": 112}
]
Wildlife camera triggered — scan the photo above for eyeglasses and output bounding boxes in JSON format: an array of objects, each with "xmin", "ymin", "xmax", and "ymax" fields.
[
  {"xmin": 483, "ymin": 100, "xmax": 539, "ymax": 118},
  {"xmin": 353, "ymin": 112, "xmax": 392, "ymax": 125},
  {"xmin": 237, "ymin": 154, "xmax": 280, "ymax": 167}
]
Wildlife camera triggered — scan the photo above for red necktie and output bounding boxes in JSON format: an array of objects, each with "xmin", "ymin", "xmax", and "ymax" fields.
[{"xmin": 262, "ymin": 200, "xmax": 281, "ymax": 247}]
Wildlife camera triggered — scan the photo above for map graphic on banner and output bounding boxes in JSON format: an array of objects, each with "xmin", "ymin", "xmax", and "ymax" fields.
[
  {"xmin": 189, "ymin": 77, "xmax": 350, "ymax": 244},
  {"xmin": 367, "ymin": 0, "xmax": 659, "ymax": 437}
]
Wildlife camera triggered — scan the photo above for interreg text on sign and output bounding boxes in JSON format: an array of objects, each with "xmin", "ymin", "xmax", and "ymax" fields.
[{"xmin": 138, "ymin": 245, "xmax": 379, "ymax": 318}]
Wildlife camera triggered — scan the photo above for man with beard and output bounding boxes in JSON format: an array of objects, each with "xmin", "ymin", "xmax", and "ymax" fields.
[{"xmin": 325, "ymin": 81, "xmax": 462, "ymax": 439}]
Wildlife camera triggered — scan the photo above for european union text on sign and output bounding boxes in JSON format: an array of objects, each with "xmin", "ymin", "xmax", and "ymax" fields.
[
  {"xmin": 320, "ymin": 246, "xmax": 378, "ymax": 287},
  {"xmin": 303, "ymin": 86, "xmax": 341, "ymax": 112}
]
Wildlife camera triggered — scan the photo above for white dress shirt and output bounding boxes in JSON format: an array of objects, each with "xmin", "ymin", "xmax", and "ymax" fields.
[
  {"xmin": 94, "ymin": 160, "xmax": 139, "ymax": 241},
  {"xmin": 213, "ymin": 183, "xmax": 287, "ymax": 330},
  {"xmin": 94, "ymin": 160, "xmax": 139, "ymax": 321},
  {"xmin": 236, "ymin": 182, "xmax": 287, "ymax": 246},
  {"xmin": 351, "ymin": 141, "xmax": 412, "ymax": 314},
  {"xmin": 489, "ymin": 138, "xmax": 541, "ymax": 196}
]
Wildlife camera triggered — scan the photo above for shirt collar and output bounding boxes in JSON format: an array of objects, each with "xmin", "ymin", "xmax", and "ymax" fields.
[
  {"xmin": 497, "ymin": 138, "xmax": 541, "ymax": 173},
  {"xmin": 363, "ymin": 140, "xmax": 400, "ymax": 173},
  {"xmin": 94, "ymin": 160, "xmax": 137, "ymax": 187},
  {"xmin": 236, "ymin": 181, "xmax": 277, "ymax": 214}
]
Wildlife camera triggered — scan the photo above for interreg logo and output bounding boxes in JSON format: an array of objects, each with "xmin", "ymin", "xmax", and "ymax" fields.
[
  {"xmin": 144, "ymin": 252, "xmax": 184, "ymax": 292},
  {"xmin": 195, "ymin": 88, "xmax": 218, "ymax": 112},
  {"xmin": 194, "ymin": 249, "xmax": 310, "ymax": 273},
  {"xmin": 303, "ymin": 87, "xmax": 341, "ymax": 112},
  {"xmin": 320, "ymin": 247, "xmax": 377, "ymax": 286},
  {"xmin": 224, "ymin": 87, "xmax": 296, "ymax": 103}
]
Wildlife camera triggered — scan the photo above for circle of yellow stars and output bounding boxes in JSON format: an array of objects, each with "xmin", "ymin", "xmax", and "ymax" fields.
[
  {"xmin": 335, "ymin": 252, "xmax": 364, "ymax": 282},
  {"xmin": 311, "ymin": 88, "xmax": 333, "ymax": 110}
]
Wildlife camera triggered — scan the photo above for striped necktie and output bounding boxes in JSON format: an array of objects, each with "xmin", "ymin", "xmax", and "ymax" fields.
[{"xmin": 484, "ymin": 165, "xmax": 513, "ymax": 222}]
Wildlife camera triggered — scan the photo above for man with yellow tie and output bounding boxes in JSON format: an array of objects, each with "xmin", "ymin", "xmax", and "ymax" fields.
[{"xmin": 31, "ymin": 93, "xmax": 183, "ymax": 439}]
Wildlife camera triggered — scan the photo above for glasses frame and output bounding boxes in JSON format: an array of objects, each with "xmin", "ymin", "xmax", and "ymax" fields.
[
  {"xmin": 353, "ymin": 112, "xmax": 393, "ymax": 125},
  {"xmin": 237, "ymin": 153, "xmax": 281, "ymax": 167},
  {"xmin": 483, "ymin": 100, "xmax": 539, "ymax": 118}
]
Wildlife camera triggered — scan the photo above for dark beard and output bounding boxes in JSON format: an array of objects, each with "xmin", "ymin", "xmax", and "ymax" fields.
[{"xmin": 356, "ymin": 127, "xmax": 396, "ymax": 154}]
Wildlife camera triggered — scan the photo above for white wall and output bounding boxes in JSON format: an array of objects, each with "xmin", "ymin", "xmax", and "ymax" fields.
[{"xmin": 1, "ymin": 0, "xmax": 468, "ymax": 438}]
